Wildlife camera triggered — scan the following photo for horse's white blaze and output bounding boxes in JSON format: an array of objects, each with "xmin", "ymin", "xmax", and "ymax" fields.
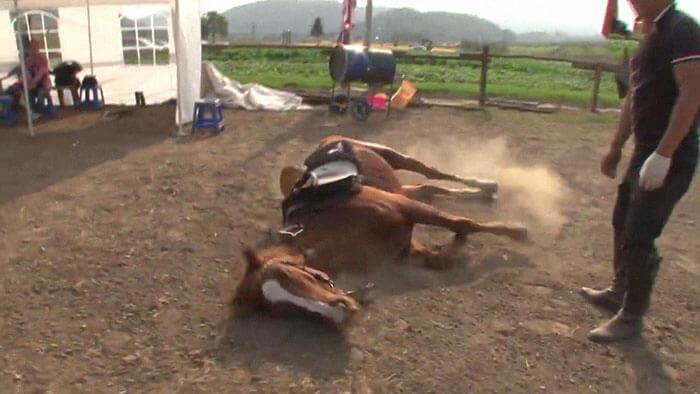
[{"xmin": 261, "ymin": 280, "xmax": 346, "ymax": 323}]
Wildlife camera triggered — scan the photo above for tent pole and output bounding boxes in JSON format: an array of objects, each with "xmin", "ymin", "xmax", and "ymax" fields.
[
  {"xmin": 86, "ymin": 0, "xmax": 94, "ymax": 75},
  {"xmin": 364, "ymin": 0, "xmax": 372, "ymax": 49},
  {"xmin": 174, "ymin": 0, "xmax": 184, "ymax": 135},
  {"xmin": 15, "ymin": 10, "xmax": 34, "ymax": 137}
]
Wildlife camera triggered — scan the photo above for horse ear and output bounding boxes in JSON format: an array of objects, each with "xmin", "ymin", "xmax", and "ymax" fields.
[{"xmin": 241, "ymin": 245, "xmax": 263, "ymax": 271}]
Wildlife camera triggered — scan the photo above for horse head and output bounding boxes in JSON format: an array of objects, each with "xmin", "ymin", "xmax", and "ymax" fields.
[{"xmin": 231, "ymin": 245, "xmax": 359, "ymax": 325}]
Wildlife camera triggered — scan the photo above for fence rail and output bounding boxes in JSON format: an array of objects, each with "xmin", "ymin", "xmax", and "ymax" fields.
[{"xmin": 202, "ymin": 43, "xmax": 626, "ymax": 112}]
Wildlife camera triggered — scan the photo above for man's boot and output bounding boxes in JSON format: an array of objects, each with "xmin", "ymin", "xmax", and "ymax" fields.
[
  {"xmin": 580, "ymin": 233, "xmax": 626, "ymax": 313},
  {"xmin": 588, "ymin": 247, "xmax": 660, "ymax": 343}
]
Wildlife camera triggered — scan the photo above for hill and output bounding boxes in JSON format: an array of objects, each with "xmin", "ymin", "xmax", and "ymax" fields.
[
  {"xmin": 222, "ymin": 0, "xmax": 382, "ymax": 40},
  {"xmin": 353, "ymin": 8, "xmax": 508, "ymax": 45},
  {"xmin": 221, "ymin": 0, "xmax": 509, "ymax": 44},
  {"xmin": 221, "ymin": 1, "xmax": 606, "ymax": 45}
]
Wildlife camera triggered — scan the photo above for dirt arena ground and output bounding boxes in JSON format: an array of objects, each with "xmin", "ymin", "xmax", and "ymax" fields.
[{"xmin": 0, "ymin": 104, "xmax": 698, "ymax": 393}]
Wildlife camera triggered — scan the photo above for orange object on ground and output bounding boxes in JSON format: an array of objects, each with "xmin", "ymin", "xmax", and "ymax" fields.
[{"xmin": 390, "ymin": 79, "xmax": 417, "ymax": 110}]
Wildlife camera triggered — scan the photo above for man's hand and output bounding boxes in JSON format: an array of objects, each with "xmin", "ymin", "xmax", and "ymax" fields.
[
  {"xmin": 639, "ymin": 152, "xmax": 671, "ymax": 191},
  {"xmin": 601, "ymin": 147, "xmax": 622, "ymax": 179}
]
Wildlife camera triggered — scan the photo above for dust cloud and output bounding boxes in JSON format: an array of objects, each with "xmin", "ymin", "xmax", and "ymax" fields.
[{"xmin": 403, "ymin": 136, "xmax": 573, "ymax": 236}]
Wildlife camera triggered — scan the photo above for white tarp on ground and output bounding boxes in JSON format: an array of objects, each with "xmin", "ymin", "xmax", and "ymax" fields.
[{"xmin": 201, "ymin": 61, "xmax": 310, "ymax": 111}]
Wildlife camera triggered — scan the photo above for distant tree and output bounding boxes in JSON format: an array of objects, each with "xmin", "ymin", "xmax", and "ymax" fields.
[
  {"xmin": 201, "ymin": 11, "xmax": 228, "ymax": 43},
  {"xmin": 310, "ymin": 17, "xmax": 324, "ymax": 45},
  {"xmin": 201, "ymin": 18, "xmax": 210, "ymax": 41},
  {"xmin": 501, "ymin": 29, "xmax": 517, "ymax": 45}
]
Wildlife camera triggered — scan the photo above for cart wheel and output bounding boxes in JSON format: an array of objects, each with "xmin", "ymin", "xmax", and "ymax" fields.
[
  {"xmin": 350, "ymin": 99, "xmax": 371, "ymax": 122},
  {"xmin": 329, "ymin": 93, "xmax": 348, "ymax": 115},
  {"xmin": 329, "ymin": 102, "xmax": 346, "ymax": 114}
]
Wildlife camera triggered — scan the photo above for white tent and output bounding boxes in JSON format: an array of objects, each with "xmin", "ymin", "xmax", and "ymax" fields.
[{"xmin": 0, "ymin": 0, "xmax": 201, "ymax": 136}]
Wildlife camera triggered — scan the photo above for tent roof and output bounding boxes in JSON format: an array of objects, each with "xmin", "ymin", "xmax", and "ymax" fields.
[{"xmin": 0, "ymin": 0, "xmax": 169, "ymax": 10}]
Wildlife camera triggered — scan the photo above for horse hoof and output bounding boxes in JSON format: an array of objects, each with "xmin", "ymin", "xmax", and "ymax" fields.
[
  {"xmin": 480, "ymin": 182, "xmax": 498, "ymax": 195},
  {"xmin": 346, "ymin": 283, "xmax": 376, "ymax": 306},
  {"xmin": 510, "ymin": 226, "xmax": 529, "ymax": 241}
]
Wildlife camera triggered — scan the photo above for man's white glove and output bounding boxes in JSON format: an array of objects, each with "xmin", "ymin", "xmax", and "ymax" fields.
[{"xmin": 639, "ymin": 152, "xmax": 671, "ymax": 191}]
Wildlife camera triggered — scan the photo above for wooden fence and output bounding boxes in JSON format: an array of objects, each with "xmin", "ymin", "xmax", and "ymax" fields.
[{"xmin": 202, "ymin": 43, "xmax": 627, "ymax": 113}]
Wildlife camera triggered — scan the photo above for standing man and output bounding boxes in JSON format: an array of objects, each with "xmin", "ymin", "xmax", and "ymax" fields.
[{"xmin": 581, "ymin": 0, "xmax": 700, "ymax": 343}]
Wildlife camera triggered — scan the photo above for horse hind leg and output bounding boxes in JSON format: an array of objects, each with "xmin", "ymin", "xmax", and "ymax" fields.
[
  {"xmin": 409, "ymin": 234, "xmax": 467, "ymax": 270},
  {"xmin": 351, "ymin": 139, "xmax": 498, "ymax": 195},
  {"xmin": 402, "ymin": 184, "xmax": 494, "ymax": 202},
  {"xmin": 397, "ymin": 194, "xmax": 528, "ymax": 241}
]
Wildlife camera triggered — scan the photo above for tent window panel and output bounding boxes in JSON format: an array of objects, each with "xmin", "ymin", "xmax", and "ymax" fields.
[
  {"xmin": 11, "ymin": 10, "xmax": 62, "ymax": 66},
  {"xmin": 153, "ymin": 14, "xmax": 168, "ymax": 28},
  {"xmin": 44, "ymin": 15, "xmax": 58, "ymax": 30},
  {"xmin": 155, "ymin": 49, "xmax": 169, "ymax": 65},
  {"xmin": 120, "ymin": 9, "xmax": 171, "ymax": 66},
  {"xmin": 120, "ymin": 16, "xmax": 135, "ymax": 28},
  {"xmin": 136, "ymin": 16, "xmax": 151, "ymax": 29},
  {"xmin": 46, "ymin": 32, "xmax": 60, "ymax": 50},
  {"xmin": 48, "ymin": 52, "xmax": 62, "ymax": 65},
  {"xmin": 154, "ymin": 29, "xmax": 169, "ymax": 46},
  {"xmin": 14, "ymin": 19, "xmax": 28, "ymax": 31},
  {"xmin": 17, "ymin": 33, "xmax": 30, "ymax": 48},
  {"xmin": 123, "ymin": 49, "xmax": 139, "ymax": 65},
  {"xmin": 122, "ymin": 30, "xmax": 137, "ymax": 48},
  {"xmin": 28, "ymin": 14, "xmax": 42, "ymax": 30},
  {"xmin": 137, "ymin": 29, "xmax": 152, "ymax": 42},
  {"xmin": 31, "ymin": 32, "xmax": 46, "ymax": 44},
  {"xmin": 139, "ymin": 49, "xmax": 154, "ymax": 65}
]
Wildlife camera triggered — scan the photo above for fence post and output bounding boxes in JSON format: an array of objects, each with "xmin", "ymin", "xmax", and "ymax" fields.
[
  {"xmin": 479, "ymin": 45, "xmax": 490, "ymax": 108},
  {"xmin": 590, "ymin": 65, "xmax": 602, "ymax": 113}
]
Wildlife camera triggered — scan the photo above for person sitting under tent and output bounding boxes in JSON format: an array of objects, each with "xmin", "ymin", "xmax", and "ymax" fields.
[
  {"xmin": 51, "ymin": 60, "xmax": 83, "ymax": 106},
  {"xmin": 2, "ymin": 39, "xmax": 52, "ymax": 118}
]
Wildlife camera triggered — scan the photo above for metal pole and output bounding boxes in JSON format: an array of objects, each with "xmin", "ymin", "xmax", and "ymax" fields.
[
  {"xmin": 478, "ymin": 45, "xmax": 490, "ymax": 108},
  {"xmin": 590, "ymin": 65, "xmax": 602, "ymax": 113},
  {"xmin": 86, "ymin": 0, "xmax": 94, "ymax": 75},
  {"xmin": 15, "ymin": 8, "xmax": 34, "ymax": 136},
  {"xmin": 174, "ymin": 0, "xmax": 184, "ymax": 135},
  {"xmin": 364, "ymin": 0, "xmax": 372, "ymax": 49}
]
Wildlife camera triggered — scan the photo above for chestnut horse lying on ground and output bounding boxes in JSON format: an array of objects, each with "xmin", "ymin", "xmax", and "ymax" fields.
[
  {"xmin": 231, "ymin": 137, "xmax": 527, "ymax": 326},
  {"xmin": 279, "ymin": 135, "xmax": 499, "ymax": 202}
]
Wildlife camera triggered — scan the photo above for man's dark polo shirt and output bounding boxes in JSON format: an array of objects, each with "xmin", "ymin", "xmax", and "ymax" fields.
[{"xmin": 630, "ymin": 4, "xmax": 700, "ymax": 152}]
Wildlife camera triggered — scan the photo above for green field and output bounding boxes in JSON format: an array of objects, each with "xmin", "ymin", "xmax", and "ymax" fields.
[{"xmin": 205, "ymin": 41, "xmax": 639, "ymax": 107}]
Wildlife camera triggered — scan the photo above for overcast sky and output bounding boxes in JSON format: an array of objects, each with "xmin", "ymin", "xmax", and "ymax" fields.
[{"xmin": 200, "ymin": 0, "xmax": 700, "ymax": 34}]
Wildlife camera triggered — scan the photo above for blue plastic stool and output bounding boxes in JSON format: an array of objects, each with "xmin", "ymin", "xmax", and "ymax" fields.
[
  {"xmin": 78, "ymin": 83, "xmax": 104, "ymax": 110},
  {"xmin": 32, "ymin": 89, "xmax": 57, "ymax": 117},
  {"xmin": 191, "ymin": 98, "xmax": 224, "ymax": 135},
  {"xmin": 0, "ymin": 95, "xmax": 18, "ymax": 127}
]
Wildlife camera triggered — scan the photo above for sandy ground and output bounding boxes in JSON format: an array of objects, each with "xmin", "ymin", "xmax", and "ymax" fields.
[{"xmin": 0, "ymin": 104, "xmax": 698, "ymax": 393}]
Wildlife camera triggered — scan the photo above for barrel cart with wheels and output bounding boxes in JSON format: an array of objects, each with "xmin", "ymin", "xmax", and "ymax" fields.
[{"xmin": 327, "ymin": 44, "xmax": 397, "ymax": 122}]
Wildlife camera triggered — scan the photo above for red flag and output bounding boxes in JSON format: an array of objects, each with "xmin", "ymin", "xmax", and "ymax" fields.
[
  {"xmin": 337, "ymin": 0, "xmax": 357, "ymax": 45},
  {"xmin": 601, "ymin": 0, "xmax": 618, "ymax": 38}
]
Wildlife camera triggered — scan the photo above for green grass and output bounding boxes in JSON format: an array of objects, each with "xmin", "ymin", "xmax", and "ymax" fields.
[
  {"xmin": 206, "ymin": 43, "xmax": 634, "ymax": 107},
  {"xmin": 508, "ymin": 39, "xmax": 640, "ymax": 61}
]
